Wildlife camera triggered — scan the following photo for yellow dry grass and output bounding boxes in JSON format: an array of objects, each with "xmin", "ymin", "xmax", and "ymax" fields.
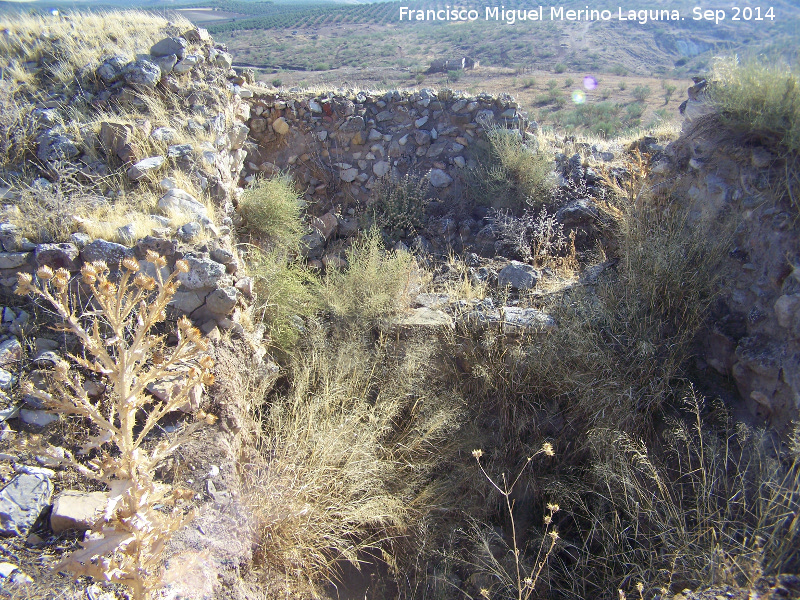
[{"xmin": 0, "ymin": 11, "xmax": 192, "ymax": 96}]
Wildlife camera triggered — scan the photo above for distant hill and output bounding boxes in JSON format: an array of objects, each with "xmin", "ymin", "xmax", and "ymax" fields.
[
  {"xmin": 1, "ymin": 0, "xmax": 797, "ymax": 76},
  {"xmin": 180, "ymin": 0, "xmax": 799, "ymax": 77}
]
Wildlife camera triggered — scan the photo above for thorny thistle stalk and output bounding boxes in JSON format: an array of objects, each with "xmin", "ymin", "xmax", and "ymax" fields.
[
  {"xmin": 472, "ymin": 443, "xmax": 558, "ymax": 600},
  {"xmin": 16, "ymin": 252, "xmax": 216, "ymax": 599}
]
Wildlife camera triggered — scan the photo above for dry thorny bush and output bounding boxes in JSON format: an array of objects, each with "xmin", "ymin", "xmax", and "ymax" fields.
[
  {"xmin": 488, "ymin": 206, "xmax": 570, "ymax": 265},
  {"xmin": 16, "ymin": 253, "xmax": 215, "ymax": 599}
]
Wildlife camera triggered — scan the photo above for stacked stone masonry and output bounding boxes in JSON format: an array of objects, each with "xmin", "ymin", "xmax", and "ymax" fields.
[{"xmin": 240, "ymin": 88, "xmax": 529, "ymax": 211}]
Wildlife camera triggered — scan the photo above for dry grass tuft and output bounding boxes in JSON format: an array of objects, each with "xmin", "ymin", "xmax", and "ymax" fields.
[
  {"xmin": 0, "ymin": 11, "xmax": 191, "ymax": 96},
  {"xmin": 245, "ymin": 328, "xmax": 464, "ymax": 593},
  {"xmin": 708, "ymin": 56, "xmax": 800, "ymax": 153},
  {"xmin": 8, "ymin": 184, "xmax": 177, "ymax": 245},
  {"xmin": 514, "ymin": 155, "xmax": 732, "ymax": 430},
  {"xmin": 548, "ymin": 391, "xmax": 800, "ymax": 599}
]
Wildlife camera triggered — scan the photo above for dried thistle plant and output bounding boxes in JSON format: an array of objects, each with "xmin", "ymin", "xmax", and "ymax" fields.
[{"xmin": 15, "ymin": 252, "xmax": 216, "ymax": 599}]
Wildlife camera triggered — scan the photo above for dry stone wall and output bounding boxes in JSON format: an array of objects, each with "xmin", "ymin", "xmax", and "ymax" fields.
[{"xmin": 239, "ymin": 88, "xmax": 530, "ymax": 213}]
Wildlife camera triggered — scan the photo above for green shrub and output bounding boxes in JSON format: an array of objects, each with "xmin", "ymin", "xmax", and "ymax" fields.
[
  {"xmin": 708, "ymin": 56, "xmax": 800, "ymax": 153},
  {"xmin": 238, "ymin": 176, "xmax": 305, "ymax": 251},
  {"xmin": 662, "ymin": 81, "xmax": 677, "ymax": 103},
  {"xmin": 549, "ymin": 90, "xmax": 567, "ymax": 108},
  {"xmin": 554, "ymin": 62, "xmax": 567, "ymax": 73},
  {"xmin": 522, "ymin": 77, "xmax": 537, "ymax": 89},
  {"xmin": 562, "ymin": 101, "xmax": 623, "ymax": 135},
  {"xmin": 248, "ymin": 248, "xmax": 321, "ymax": 350},
  {"xmin": 468, "ymin": 125, "xmax": 555, "ymax": 212},
  {"xmin": 321, "ymin": 229, "xmax": 419, "ymax": 324},
  {"xmin": 652, "ymin": 108, "xmax": 672, "ymax": 126},
  {"xmin": 591, "ymin": 121, "xmax": 618, "ymax": 137},
  {"xmin": 618, "ymin": 81, "xmax": 627, "ymax": 91},
  {"xmin": 632, "ymin": 84, "xmax": 651, "ymax": 102},
  {"xmin": 372, "ymin": 173, "xmax": 428, "ymax": 242},
  {"xmin": 271, "ymin": 78, "xmax": 283, "ymax": 87},
  {"xmin": 564, "ymin": 77, "xmax": 574, "ymax": 88},
  {"xmin": 626, "ymin": 101, "xmax": 645, "ymax": 120}
]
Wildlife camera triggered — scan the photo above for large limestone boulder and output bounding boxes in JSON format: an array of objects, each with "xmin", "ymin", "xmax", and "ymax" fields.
[{"xmin": 123, "ymin": 59, "xmax": 162, "ymax": 88}]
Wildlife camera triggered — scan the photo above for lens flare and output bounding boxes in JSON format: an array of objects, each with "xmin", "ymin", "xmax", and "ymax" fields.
[
  {"xmin": 572, "ymin": 90, "xmax": 586, "ymax": 104},
  {"xmin": 583, "ymin": 76, "xmax": 598, "ymax": 90}
]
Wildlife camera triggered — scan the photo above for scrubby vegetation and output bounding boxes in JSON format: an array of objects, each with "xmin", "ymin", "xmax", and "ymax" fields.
[
  {"xmin": 320, "ymin": 229, "xmax": 420, "ymax": 325},
  {"xmin": 708, "ymin": 57, "xmax": 800, "ymax": 153},
  {"xmin": 706, "ymin": 57, "xmax": 800, "ymax": 211},
  {"xmin": 233, "ymin": 151, "xmax": 800, "ymax": 600},
  {"xmin": 0, "ymin": 11, "xmax": 227, "ymax": 244},
  {"xmin": 248, "ymin": 247, "xmax": 320, "ymax": 351},
  {"xmin": 246, "ymin": 329, "xmax": 465, "ymax": 594},
  {"xmin": 239, "ymin": 176, "xmax": 306, "ymax": 250},
  {"xmin": 371, "ymin": 173, "xmax": 429, "ymax": 242},
  {"xmin": 468, "ymin": 125, "xmax": 554, "ymax": 212},
  {"xmin": 1, "ymin": 8, "xmax": 799, "ymax": 600}
]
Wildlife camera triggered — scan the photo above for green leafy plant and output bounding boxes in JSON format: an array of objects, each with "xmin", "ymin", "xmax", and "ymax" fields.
[{"xmin": 16, "ymin": 254, "xmax": 216, "ymax": 599}]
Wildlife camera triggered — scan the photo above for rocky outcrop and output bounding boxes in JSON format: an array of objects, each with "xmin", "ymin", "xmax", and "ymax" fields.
[
  {"xmin": 657, "ymin": 92, "xmax": 800, "ymax": 432},
  {"xmin": 0, "ymin": 27, "xmax": 251, "ymax": 334}
]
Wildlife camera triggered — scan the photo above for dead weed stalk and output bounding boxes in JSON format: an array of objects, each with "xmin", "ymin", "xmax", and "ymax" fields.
[{"xmin": 15, "ymin": 254, "xmax": 215, "ymax": 599}]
